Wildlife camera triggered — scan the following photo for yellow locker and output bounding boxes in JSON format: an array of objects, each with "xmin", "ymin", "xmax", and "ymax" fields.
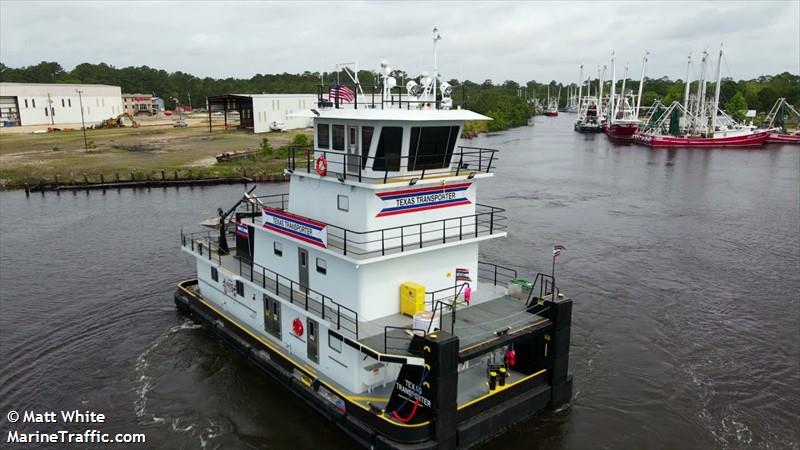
[{"xmin": 400, "ymin": 282, "xmax": 426, "ymax": 316}]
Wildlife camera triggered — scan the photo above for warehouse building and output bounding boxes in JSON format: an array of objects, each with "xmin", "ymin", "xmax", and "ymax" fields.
[
  {"xmin": 0, "ymin": 82, "xmax": 123, "ymax": 127},
  {"xmin": 206, "ymin": 94, "xmax": 316, "ymax": 133}
]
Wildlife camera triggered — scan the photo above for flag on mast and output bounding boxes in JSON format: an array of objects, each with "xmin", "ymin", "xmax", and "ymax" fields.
[
  {"xmin": 455, "ymin": 267, "xmax": 471, "ymax": 282},
  {"xmin": 330, "ymin": 82, "xmax": 355, "ymax": 103},
  {"xmin": 553, "ymin": 244, "xmax": 566, "ymax": 257}
]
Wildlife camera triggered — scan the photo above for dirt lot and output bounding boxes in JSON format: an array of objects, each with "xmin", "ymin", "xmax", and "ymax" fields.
[{"xmin": 0, "ymin": 120, "xmax": 310, "ymax": 189}]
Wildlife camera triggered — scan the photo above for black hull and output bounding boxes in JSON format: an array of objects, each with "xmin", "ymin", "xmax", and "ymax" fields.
[
  {"xmin": 574, "ymin": 124, "xmax": 603, "ymax": 133},
  {"xmin": 174, "ymin": 280, "xmax": 572, "ymax": 449}
]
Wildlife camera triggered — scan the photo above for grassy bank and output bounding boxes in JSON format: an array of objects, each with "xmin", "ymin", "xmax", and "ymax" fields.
[{"xmin": 0, "ymin": 125, "xmax": 309, "ymax": 189}]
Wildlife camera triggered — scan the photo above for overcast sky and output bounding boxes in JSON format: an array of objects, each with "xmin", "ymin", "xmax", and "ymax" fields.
[{"xmin": 1, "ymin": 1, "xmax": 798, "ymax": 84}]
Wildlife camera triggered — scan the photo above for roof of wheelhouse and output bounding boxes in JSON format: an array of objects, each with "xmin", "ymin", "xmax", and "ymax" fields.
[{"xmin": 293, "ymin": 108, "xmax": 491, "ymax": 122}]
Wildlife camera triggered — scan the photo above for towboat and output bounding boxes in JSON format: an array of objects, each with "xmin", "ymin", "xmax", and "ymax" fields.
[{"xmin": 175, "ymin": 33, "xmax": 573, "ymax": 450}]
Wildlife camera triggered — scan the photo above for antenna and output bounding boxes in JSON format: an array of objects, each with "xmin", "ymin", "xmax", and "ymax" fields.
[{"xmin": 432, "ymin": 26, "xmax": 442, "ymax": 108}]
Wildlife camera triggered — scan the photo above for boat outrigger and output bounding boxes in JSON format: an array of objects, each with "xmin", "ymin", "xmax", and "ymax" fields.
[
  {"xmin": 633, "ymin": 45, "xmax": 770, "ymax": 148},
  {"xmin": 574, "ymin": 64, "xmax": 606, "ymax": 133},
  {"xmin": 763, "ymin": 98, "xmax": 800, "ymax": 144},
  {"xmin": 175, "ymin": 31, "xmax": 573, "ymax": 449}
]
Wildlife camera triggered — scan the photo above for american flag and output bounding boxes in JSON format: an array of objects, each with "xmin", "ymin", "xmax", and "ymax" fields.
[
  {"xmin": 330, "ymin": 82, "xmax": 355, "ymax": 103},
  {"xmin": 553, "ymin": 244, "xmax": 566, "ymax": 257},
  {"xmin": 455, "ymin": 267, "xmax": 471, "ymax": 283}
]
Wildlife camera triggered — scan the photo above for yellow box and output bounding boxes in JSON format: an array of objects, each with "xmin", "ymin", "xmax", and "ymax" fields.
[{"xmin": 400, "ymin": 282, "xmax": 426, "ymax": 316}]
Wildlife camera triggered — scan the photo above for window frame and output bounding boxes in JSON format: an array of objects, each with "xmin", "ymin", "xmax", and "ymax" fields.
[
  {"xmin": 372, "ymin": 126, "xmax": 403, "ymax": 172},
  {"xmin": 332, "ymin": 124, "xmax": 345, "ymax": 151},
  {"xmin": 316, "ymin": 257, "xmax": 327, "ymax": 275},
  {"xmin": 328, "ymin": 331, "xmax": 342, "ymax": 353},
  {"xmin": 337, "ymin": 194, "xmax": 349, "ymax": 212},
  {"xmin": 211, "ymin": 266, "xmax": 219, "ymax": 282},
  {"xmin": 273, "ymin": 241, "xmax": 283, "ymax": 257},
  {"xmin": 317, "ymin": 123, "xmax": 330, "ymax": 149},
  {"xmin": 235, "ymin": 280, "xmax": 244, "ymax": 296}
]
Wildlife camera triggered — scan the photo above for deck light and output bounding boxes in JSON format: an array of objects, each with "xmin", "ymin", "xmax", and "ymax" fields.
[
  {"xmin": 467, "ymin": 172, "xmax": 476, "ymax": 179},
  {"xmin": 337, "ymin": 173, "xmax": 345, "ymax": 183},
  {"xmin": 409, "ymin": 178, "xmax": 418, "ymax": 186}
]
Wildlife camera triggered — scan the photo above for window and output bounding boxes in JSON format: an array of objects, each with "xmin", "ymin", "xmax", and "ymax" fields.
[
  {"xmin": 373, "ymin": 126, "xmax": 403, "ymax": 171},
  {"xmin": 24, "ymin": 99, "xmax": 28, "ymax": 108},
  {"xmin": 337, "ymin": 194, "xmax": 349, "ymax": 212},
  {"xmin": 235, "ymin": 280, "xmax": 244, "ymax": 296},
  {"xmin": 317, "ymin": 124, "xmax": 330, "ymax": 149},
  {"xmin": 408, "ymin": 126, "xmax": 460, "ymax": 171},
  {"xmin": 273, "ymin": 241, "xmax": 283, "ymax": 256},
  {"xmin": 316, "ymin": 258, "xmax": 327, "ymax": 275},
  {"xmin": 32, "ymin": 99, "xmax": 36, "ymax": 108},
  {"xmin": 211, "ymin": 266, "xmax": 219, "ymax": 282},
  {"xmin": 44, "ymin": 107, "xmax": 48, "ymax": 117},
  {"xmin": 61, "ymin": 99, "xmax": 65, "ymax": 107},
  {"xmin": 332, "ymin": 124, "xmax": 345, "ymax": 151},
  {"xmin": 68, "ymin": 98, "xmax": 71, "ymax": 107},
  {"xmin": 50, "ymin": 107, "xmax": 54, "ymax": 117},
  {"xmin": 361, "ymin": 126, "xmax": 374, "ymax": 168},
  {"xmin": 329, "ymin": 332, "xmax": 342, "ymax": 353}
]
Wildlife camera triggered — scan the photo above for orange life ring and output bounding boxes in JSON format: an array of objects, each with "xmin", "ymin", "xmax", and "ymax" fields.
[
  {"xmin": 292, "ymin": 318, "xmax": 304, "ymax": 336},
  {"xmin": 315, "ymin": 156, "xmax": 328, "ymax": 176}
]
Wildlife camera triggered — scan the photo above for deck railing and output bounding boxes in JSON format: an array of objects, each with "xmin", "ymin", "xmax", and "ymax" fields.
[
  {"xmin": 286, "ymin": 145, "xmax": 498, "ymax": 184},
  {"xmin": 235, "ymin": 193, "xmax": 507, "ymax": 258},
  {"xmin": 181, "ymin": 229, "xmax": 360, "ymax": 339}
]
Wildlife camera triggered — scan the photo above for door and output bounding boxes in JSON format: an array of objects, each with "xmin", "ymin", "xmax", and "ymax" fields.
[
  {"xmin": 307, "ymin": 318, "xmax": 319, "ymax": 363},
  {"xmin": 263, "ymin": 295, "xmax": 281, "ymax": 339},
  {"xmin": 346, "ymin": 126, "xmax": 360, "ymax": 175},
  {"xmin": 298, "ymin": 248, "xmax": 309, "ymax": 288}
]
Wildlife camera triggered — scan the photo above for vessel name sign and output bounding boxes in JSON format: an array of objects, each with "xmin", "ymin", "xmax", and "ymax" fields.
[
  {"xmin": 262, "ymin": 207, "xmax": 328, "ymax": 248},
  {"xmin": 376, "ymin": 182, "xmax": 471, "ymax": 217}
]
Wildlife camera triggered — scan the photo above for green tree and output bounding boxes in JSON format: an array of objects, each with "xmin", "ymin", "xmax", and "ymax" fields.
[{"xmin": 725, "ymin": 92, "xmax": 748, "ymax": 122}]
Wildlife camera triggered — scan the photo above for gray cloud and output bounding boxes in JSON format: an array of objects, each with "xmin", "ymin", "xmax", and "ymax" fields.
[{"xmin": 1, "ymin": 1, "xmax": 797, "ymax": 84}]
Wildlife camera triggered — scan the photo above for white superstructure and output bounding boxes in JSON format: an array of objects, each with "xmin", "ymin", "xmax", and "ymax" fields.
[{"xmin": 0, "ymin": 82, "xmax": 123, "ymax": 126}]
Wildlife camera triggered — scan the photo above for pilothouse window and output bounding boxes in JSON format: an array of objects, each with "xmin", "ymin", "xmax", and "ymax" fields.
[
  {"xmin": 408, "ymin": 126, "xmax": 460, "ymax": 171},
  {"xmin": 373, "ymin": 126, "xmax": 402, "ymax": 172},
  {"xmin": 317, "ymin": 124, "xmax": 330, "ymax": 149},
  {"xmin": 332, "ymin": 124, "xmax": 345, "ymax": 151}
]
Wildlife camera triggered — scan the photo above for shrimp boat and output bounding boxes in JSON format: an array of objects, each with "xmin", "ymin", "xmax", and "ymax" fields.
[
  {"xmin": 606, "ymin": 52, "xmax": 648, "ymax": 141},
  {"xmin": 544, "ymin": 86, "xmax": 559, "ymax": 117},
  {"xmin": 175, "ymin": 30, "xmax": 573, "ymax": 450},
  {"xmin": 574, "ymin": 64, "xmax": 605, "ymax": 133},
  {"xmin": 763, "ymin": 98, "xmax": 800, "ymax": 144},
  {"xmin": 633, "ymin": 46, "xmax": 770, "ymax": 148}
]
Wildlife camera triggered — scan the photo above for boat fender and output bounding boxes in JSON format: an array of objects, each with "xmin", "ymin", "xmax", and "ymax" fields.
[
  {"xmin": 504, "ymin": 346, "xmax": 516, "ymax": 368},
  {"xmin": 292, "ymin": 318, "xmax": 304, "ymax": 336},
  {"xmin": 315, "ymin": 156, "xmax": 328, "ymax": 176}
]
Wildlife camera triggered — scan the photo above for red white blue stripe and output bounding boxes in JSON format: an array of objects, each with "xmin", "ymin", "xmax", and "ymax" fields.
[
  {"xmin": 376, "ymin": 183, "xmax": 472, "ymax": 217},
  {"xmin": 235, "ymin": 222, "xmax": 249, "ymax": 238},
  {"xmin": 261, "ymin": 207, "xmax": 328, "ymax": 248}
]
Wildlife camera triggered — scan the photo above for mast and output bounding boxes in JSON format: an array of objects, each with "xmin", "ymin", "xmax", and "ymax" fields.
[
  {"xmin": 620, "ymin": 63, "xmax": 629, "ymax": 118},
  {"xmin": 610, "ymin": 51, "xmax": 617, "ymax": 122},
  {"xmin": 635, "ymin": 51, "xmax": 648, "ymax": 119},
  {"xmin": 711, "ymin": 44, "xmax": 723, "ymax": 132},
  {"xmin": 682, "ymin": 53, "xmax": 692, "ymax": 114},
  {"xmin": 598, "ymin": 65, "xmax": 606, "ymax": 121},
  {"xmin": 577, "ymin": 64, "xmax": 583, "ymax": 119},
  {"xmin": 696, "ymin": 51, "xmax": 708, "ymax": 132}
]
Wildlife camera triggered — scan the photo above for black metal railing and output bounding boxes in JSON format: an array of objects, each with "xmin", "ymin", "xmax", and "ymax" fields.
[
  {"xmin": 286, "ymin": 145, "xmax": 498, "ymax": 183},
  {"xmin": 383, "ymin": 325, "xmax": 427, "ymax": 354},
  {"xmin": 525, "ymin": 273, "xmax": 559, "ymax": 307},
  {"xmin": 236, "ymin": 193, "xmax": 507, "ymax": 258},
  {"xmin": 477, "ymin": 261, "xmax": 518, "ymax": 286},
  {"xmin": 316, "ymin": 82, "xmax": 468, "ymax": 111},
  {"xmin": 181, "ymin": 229, "xmax": 360, "ymax": 339}
]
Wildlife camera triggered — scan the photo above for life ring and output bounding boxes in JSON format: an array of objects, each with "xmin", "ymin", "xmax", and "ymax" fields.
[
  {"xmin": 292, "ymin": 318, "xmax": 304, "ymax": 336},
  {"xmin": 315, "ymin": 156, "xmax": 328, "ymax": 176}
]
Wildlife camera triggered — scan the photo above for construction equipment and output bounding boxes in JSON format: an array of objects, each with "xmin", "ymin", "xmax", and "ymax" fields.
[{"xmin": 97, "ymin": 113, "xmax": 140, "ymax": 129}]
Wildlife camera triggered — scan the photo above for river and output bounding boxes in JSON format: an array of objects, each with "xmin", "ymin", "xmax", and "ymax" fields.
[{"xmin": 1, "ymin": 114, "xmax": 798, "ymax": 449}]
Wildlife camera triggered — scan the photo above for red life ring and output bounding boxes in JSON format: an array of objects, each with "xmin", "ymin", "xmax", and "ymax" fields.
[
  {"xmin": 315, "ymin": 156, "xmax": 328, "ymax": 176},
  {"xmin": 292, "ymin": 318, "xmax": 304, "ymax": 336}
]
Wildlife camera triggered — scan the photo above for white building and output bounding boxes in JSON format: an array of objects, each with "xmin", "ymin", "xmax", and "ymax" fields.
[
  {"xmin": 207, "ymin": 93, "xmax": 317, "ymax": 133},
  {"xmin": 0, "ymin": 82, "xmax": 123, "ymax": 127}
]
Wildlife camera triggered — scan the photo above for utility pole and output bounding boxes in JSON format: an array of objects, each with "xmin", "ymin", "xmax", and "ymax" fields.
[{"xmin": 76, "ymin": 89, "xmax": 88, "ymax": 151}]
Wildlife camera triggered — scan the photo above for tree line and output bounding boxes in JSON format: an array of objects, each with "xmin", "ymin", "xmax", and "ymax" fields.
[{"xmin": 1, "ymin": 61, "xmax": 796, "ymax": 129}]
